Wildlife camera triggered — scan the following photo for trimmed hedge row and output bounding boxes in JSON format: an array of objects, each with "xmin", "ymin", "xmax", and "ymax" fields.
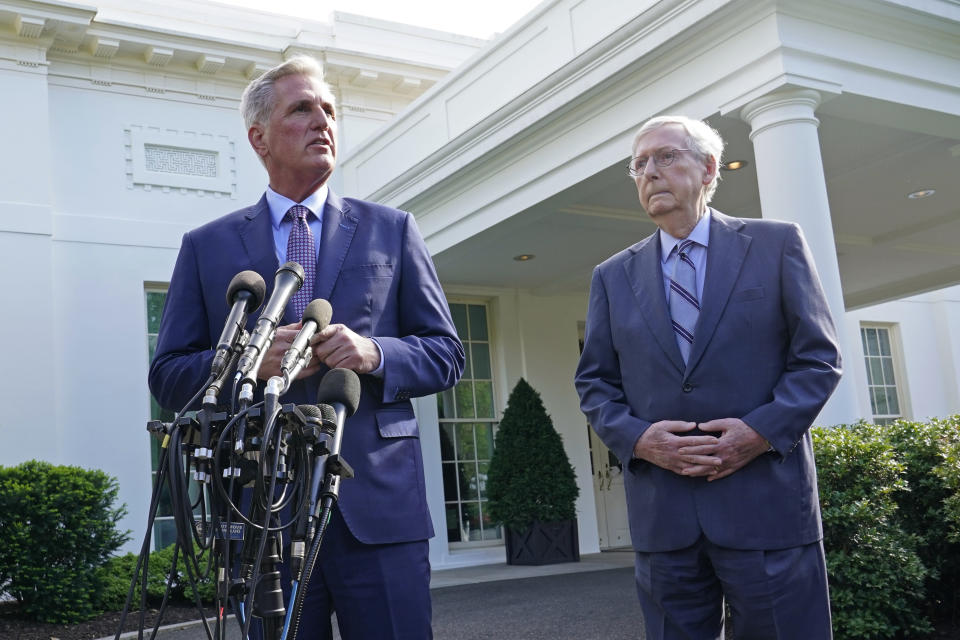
[{"xmin": 813, "ymin": 416, "xmax": 960, "ymax": 639}]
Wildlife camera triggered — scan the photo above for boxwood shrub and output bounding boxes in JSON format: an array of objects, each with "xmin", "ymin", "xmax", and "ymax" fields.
[{"xmin": 0, "ymin": 460, "xmax": 129, "ymax": 623}]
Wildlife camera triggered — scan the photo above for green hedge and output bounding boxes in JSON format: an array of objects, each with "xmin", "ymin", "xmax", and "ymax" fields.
[
  {"xmin": 0, "ymin": 460, "xmax": 129, "ymax": 623},
  {"xmin": 813, "ymin": 416, "xmax": 960, "ymax": 639},
  {"xmin": 96, "ymin": 542, "xmax": 216, "ymax": 612}
]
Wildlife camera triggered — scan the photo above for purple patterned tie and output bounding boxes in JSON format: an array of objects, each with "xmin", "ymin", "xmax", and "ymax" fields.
[
  {"xmin": 285, "ymin": 205, "xmax": 316, "ymax": 319},
  {"xmin": 669, "ymin": 239, "xmax": 700, "ymax": 364}
]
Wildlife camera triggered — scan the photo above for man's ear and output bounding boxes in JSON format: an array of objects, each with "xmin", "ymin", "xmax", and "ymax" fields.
[
  {"xmin": 248, "ymin": 124, "xmax": 267, "ymax": 158},
  {"xmin": 703, "ymin": 155, "xmax": 718, "ymax": 184}
]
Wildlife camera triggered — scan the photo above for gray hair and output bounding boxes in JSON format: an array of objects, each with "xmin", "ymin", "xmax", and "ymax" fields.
[
  {"xmin": 631, "ymin": 115, "xmax": 725, "ymax": 203},
  {"xmin": 240, "ymin": 55, "xmax": 330, "ymax": 129}
]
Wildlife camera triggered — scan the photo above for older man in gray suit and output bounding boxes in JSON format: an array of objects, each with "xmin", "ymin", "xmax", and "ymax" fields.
[{"xmin": 575, "ymin": 115, "xmax": 841, "ymax": 639}]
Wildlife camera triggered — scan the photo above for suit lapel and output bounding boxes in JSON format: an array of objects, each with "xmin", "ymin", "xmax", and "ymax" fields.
[
  {"xmin": 238, "ymin": 195, "xmax": 283, "ymax": 310},
  {"xmin": 315, "ymin": 190, "xmax": 358, "ymax": 302},
  {"xmin": 624, "ymin": 233, "xmax": 686, "ymax": 373},
  {"xmin": 684, "ymin": 211, "xmax": 750, "ymax": 375}
]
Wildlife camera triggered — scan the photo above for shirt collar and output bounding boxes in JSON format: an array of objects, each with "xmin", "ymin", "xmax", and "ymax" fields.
[
  {"xmin": 266, "ymin": 184, "xmax": 328, "ymax": 229},
  {"xmin": 660, "ymin": 208, "xmax": 712, "ymax": 263}
]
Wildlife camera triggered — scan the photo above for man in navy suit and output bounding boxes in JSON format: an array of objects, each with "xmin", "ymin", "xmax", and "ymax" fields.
[
  {"xmin": 149, "ymin": 56, "xmax": 464, "ymax": 639},
  {"xmin": 575, "ymin": 115, "xmax": 841, "ymax": 639}
]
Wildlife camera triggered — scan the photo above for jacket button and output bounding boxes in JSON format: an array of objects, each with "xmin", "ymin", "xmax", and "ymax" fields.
[{"xmin": 682, "ymin": 383, "xmax": 693, "ymax": 393}]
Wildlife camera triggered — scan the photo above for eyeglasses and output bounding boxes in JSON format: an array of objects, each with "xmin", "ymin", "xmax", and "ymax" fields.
[{"xmin": 627, "ymin": 148, "xmax": 693, "ymax": 177}]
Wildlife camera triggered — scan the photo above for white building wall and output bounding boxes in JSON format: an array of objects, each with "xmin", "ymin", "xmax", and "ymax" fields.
[{"xmin": 845, "ymin": 285, "xmax": 960, "ymax": 423}]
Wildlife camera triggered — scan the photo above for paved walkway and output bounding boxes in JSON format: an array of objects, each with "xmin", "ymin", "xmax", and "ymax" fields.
[{"xmin": 112, "ymin": 550, "xmax": 644, "ymax": 640}]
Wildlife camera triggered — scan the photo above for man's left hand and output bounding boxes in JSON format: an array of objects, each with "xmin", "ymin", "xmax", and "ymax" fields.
[
  {"xmin": 678, "ymin": 418, "xmax": 770, "ymax": 481},
  {"xmin": 313, "ymin": 323, "xmax": 381, "ymax": 374}
]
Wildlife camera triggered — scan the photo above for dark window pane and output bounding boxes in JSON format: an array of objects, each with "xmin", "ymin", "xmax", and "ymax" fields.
[
  {"xmin": 461, "ymin": 502, "xmax": 481, "ymax": 541},
  {"xmin": 872, "ymin": 387, "xmax": 888, "ymax": 415},
  {"xmin": 480, "ymin": 507, "xmax": 502, "ymax": 541},
  {"xmin": 475, "ymin": 424, "xmax": 494, "ymax": 460},
  {"xmin": 864, "ymin": 328, "xmax": 879, "ymax": 356},
  {"xmin": 446, "ymin": 505, "xmax": 461, "ymax": 543},
  {"xmin": 882, "ymin": 359, "xmax": 896, "ymax": 386},
  {"xmin": 147, "ymin": 292, "xmax": 167, "ymax": 332},
  {"xmin": 157, "ymin": 482, "xmax": 173, "ymax": 517},
  {"xmin": 450, "ymin": 304, "xmax": 468, "ymax": 339},
  {"xmin": 437, "ymin": 388, "xmax": 455, "ymax": 420},
  {"xmin": 476, "ymin": 460, "xmax": 490, "ymax": 500},
  {"xmin": 886, "ymin": 388, "xmax": 900, "ymax": 415},
  {"xmin": 468, "ymin": 305, "xmax": 488, "ymax": 340},
  {"xmin": 439, "ymin": 424, "xmax": 456, "ymax": 460},
  {"xmin": 456, "ymin": 423, "xmax": 477, "ymax": 460},
  {"xmin": 878, "ymin": 329, "xmax": 892, "ymax": 356},
  {"xmin": 455, "ymin": 382, "xmax": 476, "ymax": 418},
  {"xmin": 442, "ymin": 462, "xmax": 459, "ymax": 500},
  {"xmin": 471, "ymin": 342, "xmax": 491, "ymax": 379},
  {"xmin": 869, "ymin": 358, "xmax": 884, "ymax": 385},
  {"xmin": 475, "ymin": 381, "xmax": 494, "ymax": 418},
  {"xmin": 458, "ymin": 462, "xmax": 479, "ymax": 502},
  {"xmin": 154, "ymin": 519, "xmax": 177, "ymax": 551}
]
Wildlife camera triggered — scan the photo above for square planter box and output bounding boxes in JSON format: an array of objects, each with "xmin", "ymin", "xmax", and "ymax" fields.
[{"xmin": 504, "ymin": 519, "xmax": 580, "ymax": 566}]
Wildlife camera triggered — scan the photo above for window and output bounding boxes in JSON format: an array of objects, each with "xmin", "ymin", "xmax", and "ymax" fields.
[
  {"xmin": 146, "ymin": 287, "xmax": 177, "ymax": 549},
  {"xmin": 438, "ymin": 302, "xmax": 501, "ymax": 546},
  {"xmin": 861, "ymin": 325, "xmax": 905, "ymax": 425}
]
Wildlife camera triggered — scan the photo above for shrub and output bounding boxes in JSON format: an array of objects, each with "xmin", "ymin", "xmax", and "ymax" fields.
[
  {"xmin": 0, "ymin": 460, "xmax": 129, "ymax": 623},
  {"xmin": 97, "ymin": 542, "xmax": 217, "ymax": 612},
  {"xmin": 884, "ymin": 417, "xmax": 960, "ymax": 614},
  {"xmin": 813, "ymin": 423, "xmax": 932, "ymax": 639},
  {"xmin": 486, "ymin": 378, "xmax": 579, "ymax": 531}
]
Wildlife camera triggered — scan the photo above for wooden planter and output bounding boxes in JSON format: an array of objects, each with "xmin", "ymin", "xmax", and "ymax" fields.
[{"xmin": 504, "ymin": 519, "xmax": 580, "ymax": 566}]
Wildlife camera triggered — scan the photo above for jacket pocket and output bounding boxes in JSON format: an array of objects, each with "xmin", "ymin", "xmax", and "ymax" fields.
[{"xmin": 376, "ymin": 408, "xmax": 419, "ymax": 438}]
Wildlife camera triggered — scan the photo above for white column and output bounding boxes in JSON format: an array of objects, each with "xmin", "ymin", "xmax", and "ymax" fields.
[
  {"xmin": 0, "ymin": 51, "xmax": 60, "ymax": 466},
  {"xmin": 740, "ymin": 89, "xmax": 860, "ymax": 426}
]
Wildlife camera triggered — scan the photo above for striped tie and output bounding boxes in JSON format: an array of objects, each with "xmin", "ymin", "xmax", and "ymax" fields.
[
  {"xmin": 285, "ymin": 205, "xmax": 316, "ymax": 319},
  {"xmin": 669, "ymin": 239, "xmax": 700, "ymax": 364}
]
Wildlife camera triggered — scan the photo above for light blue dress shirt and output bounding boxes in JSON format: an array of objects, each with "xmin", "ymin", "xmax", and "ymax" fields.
[{"xmin": 659, "ymin": 208, "xmax": 712, "ymax": 303}]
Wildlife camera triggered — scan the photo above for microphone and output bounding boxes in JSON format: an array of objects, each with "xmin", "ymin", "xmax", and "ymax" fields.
[
  {"xmin": 235, "ymin": 261, "xmax": 305, "ymax": 386},
  {"xmin": 210, "ymin": 271, "xmax": 266, "ymax": 378},
  {"xmin": 279, "ymin": 299, "xmax": 333, "ymax": 391},
  {"xmin": 315, "ymin": 368, "xmax": 361, "ymax": 467}
]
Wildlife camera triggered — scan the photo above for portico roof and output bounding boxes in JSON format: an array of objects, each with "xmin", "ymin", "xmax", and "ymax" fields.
[{"xmin": 340, "ymin": 0, "xmax": 960, "ymax": 309}]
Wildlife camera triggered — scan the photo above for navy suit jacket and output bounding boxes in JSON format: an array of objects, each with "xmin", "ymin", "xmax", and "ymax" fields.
[
  {"xmin": 575, "ymin": 211, "xmax": 841, "ymax": 552},
  {"xmin": 149, "ymin": 191, "xmax": 464, "ymax": 545}
]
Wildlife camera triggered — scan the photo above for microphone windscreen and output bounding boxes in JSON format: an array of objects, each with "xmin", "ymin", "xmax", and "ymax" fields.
[
  {"xmin": 317, "ymin": 368, "xmax": 361, "ymax": 418},
  {"xmin": 318, "ymin": 403, "xmax": 337, "ymax": 424},
  {"xmin": 226, "ymin": 270, "xmax": 267, "ymax": 311},
  {"xmin": 302, "ymin": 299, "xmax": 333, "ymax": 330},
  {"xmin": 278, "ymin": 261, "xmax": 305, "ymax": 283},
  {"xmin": 297, "ymin": 404, "xmax": 323, "ymax": 420}
]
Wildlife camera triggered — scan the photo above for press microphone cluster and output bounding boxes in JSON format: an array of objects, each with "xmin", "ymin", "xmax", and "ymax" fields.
[
  {"xmin": 139, "ymin": 261, "xmax": 365, "ymax": 640},
  {"xmin": 236, "ymin": 261, "xmax": 305, "ymax": 388}
]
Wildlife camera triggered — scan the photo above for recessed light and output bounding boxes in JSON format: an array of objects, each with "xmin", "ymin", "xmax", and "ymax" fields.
[
  {"xmin": 907, "ymin": 189, "xmax": 935, "ymax": 200},
  {"xmin": 513, "ymin": 254, "xmax": 535, "ymax": 262},
  {"xmin": 722, "ymin": 160, "xmax": 748, "ymax": 171}
]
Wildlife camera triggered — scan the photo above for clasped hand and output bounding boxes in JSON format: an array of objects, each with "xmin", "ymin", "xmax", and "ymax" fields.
[
  {"xmin": 633, "ymin": 418, "xmax": 770, "ymax": 481},
  {"xmin": 256, "ymin": 321, "xmax": 381, "ymax": 380}
]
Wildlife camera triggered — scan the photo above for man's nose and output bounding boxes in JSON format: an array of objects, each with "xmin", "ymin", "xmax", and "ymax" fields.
[{"xmin": 311, "ymin": 108, "xmax": 328, "ymax": 129}]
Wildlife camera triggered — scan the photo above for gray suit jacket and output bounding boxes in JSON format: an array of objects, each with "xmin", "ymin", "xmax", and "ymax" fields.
[{"xmin": 575, "ymin": 211, "xmax": 841, "ymax": 552}]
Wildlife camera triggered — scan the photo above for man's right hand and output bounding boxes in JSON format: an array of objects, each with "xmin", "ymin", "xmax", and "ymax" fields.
[
  {"xmin": 633, "ymin": 421, "xmax": 721, "ymax": 476},
  {"xmin": 256, "ymin": 321, "xmax": 323, "ymax": 381}
]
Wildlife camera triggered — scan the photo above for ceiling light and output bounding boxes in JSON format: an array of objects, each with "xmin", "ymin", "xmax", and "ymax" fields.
[
  {"xmin": 722, "ymin": 160, "xmax": 748, "ymax": 171},
  {"xmin": 907, "ymin": 189, "xmax": 935, "ymax": 200},
  {"xmin": 513, "ymin": 254, "xmax": 535, "ymax": 262}
]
